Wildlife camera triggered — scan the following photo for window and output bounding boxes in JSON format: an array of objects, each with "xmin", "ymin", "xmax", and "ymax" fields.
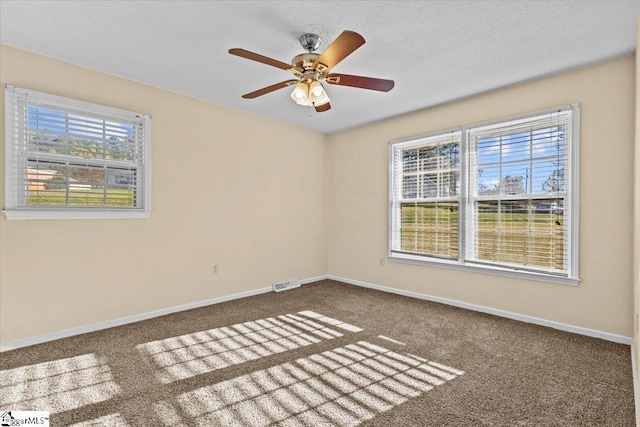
[
  {"xmin": 390, "ymin": 105, "xmax": 579, "ymax": 284},
  {"xmin": 4, "ymin": 85, "xmax": 151, "ymax": 219},
  {"xmin": 393, "ymin": 132, "xmax": 461, "ymax": 260}
]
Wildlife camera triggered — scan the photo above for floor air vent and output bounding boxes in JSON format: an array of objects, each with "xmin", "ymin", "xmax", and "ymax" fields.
[{"xmin": 273, "ymin": 279, "xmax": 301, "ymax": 292}]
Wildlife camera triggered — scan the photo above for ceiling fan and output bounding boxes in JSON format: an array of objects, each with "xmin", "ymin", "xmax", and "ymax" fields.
[{"xmin": 229, "ymin": 30, "xmax": 394, "ymax": 113}]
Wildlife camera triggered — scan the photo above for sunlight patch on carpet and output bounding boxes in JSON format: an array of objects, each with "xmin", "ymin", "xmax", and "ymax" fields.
[
  {"xmin": 67, "ymin": 413, "xmax": 128, "ymax": 426},
  {"xmin": 154, "ymin": 400, "xmax": 190, "ymax": 427},
  {"xmin": 137, "ymin": 311, "xmax": 363, "ymax": 383},
  {"xmin": 0, "ymin": 353, "xmax": 121, "ymax": 414},
  {"xmin": 377, "ymin": 335, "xmax": 406, "ymax": 346},
  {"xmin": 172, "ymin": 341, "xmax": 464, "ymax": 426}
]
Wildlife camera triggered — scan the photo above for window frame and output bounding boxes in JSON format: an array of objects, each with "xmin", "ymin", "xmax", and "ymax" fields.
[
  {"xmin": 3, "ymin": 85, "xmax": 152, "ymax": 220},
  {"xmin": 388, "ymin": 104, "xmax": 580, "ymax": 286}
]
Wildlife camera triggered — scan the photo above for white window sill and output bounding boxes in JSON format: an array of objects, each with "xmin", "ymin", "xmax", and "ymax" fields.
[
  {"xmin": 3, "ymin": 209, "xmax": 152, "ymax": 220},
  {"xmin": 388, "ymin": 253, "xmax": 580, "ymax": 286}
]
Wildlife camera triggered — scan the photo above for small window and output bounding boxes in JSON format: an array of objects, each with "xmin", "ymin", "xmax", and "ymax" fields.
[
  {"xmin": 4, "ymin": 85, "xmax": 151, "ymax": 219},
  {"xmin": 389, "ymin": 105, "xmax": 579, "ymax": 285}
]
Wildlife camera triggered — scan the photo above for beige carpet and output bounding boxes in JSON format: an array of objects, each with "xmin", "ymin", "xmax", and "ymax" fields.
[{"xmin": 0, "ymin": 280, "xmax": 635, "ymax": 426}]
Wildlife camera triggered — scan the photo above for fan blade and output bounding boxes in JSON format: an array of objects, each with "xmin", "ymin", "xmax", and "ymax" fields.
[
  {"xmin": 229, "ymin": 48, "xmax": 301, "ymax": 73},
  {"xmin": 315, "ymin": 102, "xmax": 331, "ymax": 113},
  {"xmin": 242, "ymin": 80, "xmax": 298, "ymax": 99},
  {"xmin": 326, "ymin": 73, "xmax": 395, "ymax": 92},
  {"xmin": 312, "ymin": 31, "xmax": 365, "ymax": 72}
]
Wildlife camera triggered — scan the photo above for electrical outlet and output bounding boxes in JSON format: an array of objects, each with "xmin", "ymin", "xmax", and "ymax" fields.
[
  {"xmin": 213, "ymin": 264, "xmax": 219, "ymax": 274},
  {"xmin": 379, "ymin": 257, "xmax": 385, "ymax": 266}
]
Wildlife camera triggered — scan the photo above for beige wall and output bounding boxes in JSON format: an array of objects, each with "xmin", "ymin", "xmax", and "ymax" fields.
[
  {"xmin": 0, "ymin": 44, "xmax": 636, "ymax": 346},
  {"xmin": 0, "ymin": 45, "xmax": 328, "ymax": 343},
  {"xmin": 327, "ymin": 56, "xmax": 636, "ymax": 336}
]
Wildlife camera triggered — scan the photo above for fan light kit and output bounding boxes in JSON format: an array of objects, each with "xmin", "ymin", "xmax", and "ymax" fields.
[
  {"xmin": 290, "ymin": 80, "xmax": 330, "ymax": 107},
  {"xmin": 229, "ymin": 30, "xmax": 394, "ymax": 112}
]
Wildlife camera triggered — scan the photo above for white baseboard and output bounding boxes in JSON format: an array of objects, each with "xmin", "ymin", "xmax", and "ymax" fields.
[
  {"xmin": 4, "ymin": 273, "xmax": 629, "ymax": 349},
  {"xmin": 328, "ymin": 275, "xmax": 633, "ymax": 345},
  {"xmin": 2, "ymin": 275, "xmax": 328, "ymax": 350},
  {"xmin": 301, "ymin": 275, "xmax": 329, "ymax": 285}
]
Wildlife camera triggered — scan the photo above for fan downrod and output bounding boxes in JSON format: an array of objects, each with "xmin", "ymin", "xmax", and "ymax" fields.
[{"xmin": 299, "ymin": 33, "xmax": 321, "ymax": 52}]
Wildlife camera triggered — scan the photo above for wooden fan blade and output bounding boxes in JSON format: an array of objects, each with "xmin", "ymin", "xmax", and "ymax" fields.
[
  {"xmin": 229, "ymin": 48, "xmax": 300, "ymax": 72},
  {"xmin": 326, "ymin": 73, "xmax": 395, "ymax": 92},
  {"xmin": 315, "ymin": 102, "xmax": 331, "ymax": 113},
  {"xmin": 312, "ymin": 31, "xmax": 365, "ymax": 71},
  {"xmin": 242, "ymin": 80, "xmax": 298, "ymax": 99}
]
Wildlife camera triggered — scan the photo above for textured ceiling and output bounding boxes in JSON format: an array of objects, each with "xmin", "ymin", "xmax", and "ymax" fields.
[{"xmin": 0, "ymin": 1, "xmax": 638, "ymax": 134}]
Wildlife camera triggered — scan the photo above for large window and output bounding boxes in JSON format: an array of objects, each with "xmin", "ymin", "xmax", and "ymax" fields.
[
  {"xmin": 4, "ymin": 85, "xmax": 151, "ymax": 219},
  {"xmin": 390, "ymin": 105, "xmax": 579, "ymax": 284}
]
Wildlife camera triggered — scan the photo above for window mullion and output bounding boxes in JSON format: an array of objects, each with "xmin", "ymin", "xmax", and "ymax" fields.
[
  {"xmin": 528, "ymin": 127, "xmax": 534, "ymax": 267},
  {"xmin": 459, "ymin": 129, "xmax": 468, "ymax": 265},
  {"xmin": 569, "ymin": 104, "xmax": 580, "ymax": 278}
]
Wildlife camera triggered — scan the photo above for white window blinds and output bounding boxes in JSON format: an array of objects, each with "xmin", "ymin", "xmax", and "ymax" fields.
[
  {"xmin": 390, "ymin": 132, "xmax": 461, "ymax": 259},
  {"xmin": 466, "ymin": 108, "xmax": 573, "ymax": 276},
  {"xmin": 389, "ymin": 105, "xmax": 579, "ymax": 283},
  {"xmin": 4, "ymin": 85, "xmax": 151, "ymax": 219}
]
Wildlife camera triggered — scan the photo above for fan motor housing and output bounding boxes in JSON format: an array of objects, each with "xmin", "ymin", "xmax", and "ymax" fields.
[{"xmin": 292, "ymin": 53, "xmax": 320, "ymax": 70}]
